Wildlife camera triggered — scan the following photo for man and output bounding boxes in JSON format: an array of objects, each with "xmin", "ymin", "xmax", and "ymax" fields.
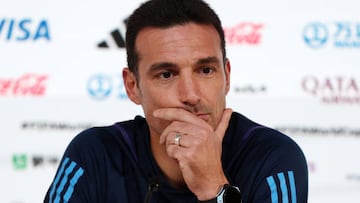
[{"xmin": 44, "ymin": 0, "xmax": 308, "ymax": 202}]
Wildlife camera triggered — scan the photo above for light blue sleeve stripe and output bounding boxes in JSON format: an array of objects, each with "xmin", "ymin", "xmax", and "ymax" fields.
[
  {"xmin": 53, "ymin": 161, "xmax": 77, "ymax": 203},
  {"xmin": 288, "ymin": 171, "xmax": 297, "ymax": 203},
  {"xmin": 266, "ymin": 176, "xmax": 278, "ymax": 203},
  {"xmin": 49, "ymin": 157, "xmax": 70, "ymax": 203},
  {"xmin": 63, "ymin": 167, "xmax": 84, "ymax": 203},
  {"xmin": 277, "ymin": 172, "xmax": 289, "ymax": 203}
]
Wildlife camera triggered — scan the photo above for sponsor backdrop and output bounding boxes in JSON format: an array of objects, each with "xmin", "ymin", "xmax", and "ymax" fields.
[{"xmin": 1, "ymin": 0, "xmax": 359, "ymax": 202}]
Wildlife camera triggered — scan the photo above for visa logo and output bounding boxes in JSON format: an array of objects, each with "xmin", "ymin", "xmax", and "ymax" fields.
[{"xmin": 0, "ymin": 18, "xmax": 51, "ymax": 41}]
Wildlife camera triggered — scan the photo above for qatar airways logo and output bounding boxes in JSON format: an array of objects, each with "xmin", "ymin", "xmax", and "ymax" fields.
[
  {"xmin": 223, "ymin": 22, "xmax": 263, "ymax": 45},
  {"xmin": 302, "ymin": 75, "xmax": 360, "ymax": 104},
  {"xmin": 0, "ymin": 73, "xmax": 48, "ymax": 96}
]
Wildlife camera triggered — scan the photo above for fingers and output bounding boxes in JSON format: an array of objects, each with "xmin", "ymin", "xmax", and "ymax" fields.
[
  {"xmin": 164, "ymin": 133, "xmax": 197, "ymax": 161},
  {"xmin": 165, "ymin": 132, "xmax": 191, "ymax": 148},
  {"xmin": 155, "ymin": 108, "xmax": 210, "ymax": 144},
  {"xmin": 214, "ymin": 108, "xmax": 233, "ymax": 141},
  {"xmin": 153, "ymin": 108, "xmax": 232, "ymax": 198},
  {"xmin": 155, "ymin": 108, "xmax": 233, "ymax": 144},
  {"xmin": 174, "ymin": 133, "xmax": 182, "ymax": 146},
  {"xmin": 158, "ymin": 121, "xmax": 188, "ymax": 144},
  {"xmin": 153, "ymin": 108, "xmax": 208, "ymax": 126}
]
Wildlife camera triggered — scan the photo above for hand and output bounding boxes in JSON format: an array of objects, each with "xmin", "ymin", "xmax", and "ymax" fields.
[{"xmin": 153, "ymin": 108, "xmax": 233, "ymax": 200}]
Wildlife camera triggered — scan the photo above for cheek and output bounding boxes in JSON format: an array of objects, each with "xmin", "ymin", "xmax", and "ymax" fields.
[
  {"xmin": 203, "ymin": 81, "xmax": 227, "ymax": 100},
  {"xmin": 141, "ymin": 88, "xmax": 168, "ymax": 106},
  {"xmin": 209, "ymin": 84, "xmax": 228, "ymax": 125},
  {"xmin": 139, "ymin": 84, "xmax": 175, "ymax": 115}
]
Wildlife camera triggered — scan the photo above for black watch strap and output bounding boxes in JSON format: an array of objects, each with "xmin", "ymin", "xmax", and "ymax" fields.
[{"xmin": 198, "ymin": 184, "xmax": 242, "ymax": 203}]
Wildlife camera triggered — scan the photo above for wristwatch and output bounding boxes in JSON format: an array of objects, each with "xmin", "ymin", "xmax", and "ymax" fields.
[{"xmin": 198, "ymin": 184, "xmax": 242, "ymax": 203}]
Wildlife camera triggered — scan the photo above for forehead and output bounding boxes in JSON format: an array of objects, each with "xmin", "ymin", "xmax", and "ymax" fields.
[{"xmin": 134, "ymin": 23, "xmax": 222, "ymax": 67}]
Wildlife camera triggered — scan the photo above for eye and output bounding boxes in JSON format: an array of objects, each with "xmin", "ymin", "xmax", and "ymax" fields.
[
  {"xmin": 159, "ymin": 71, "xmax": 173, "ymax": 79},
  {"xmin": 200, "ymin": 67, "xmax": 214, "ymax": 75}
]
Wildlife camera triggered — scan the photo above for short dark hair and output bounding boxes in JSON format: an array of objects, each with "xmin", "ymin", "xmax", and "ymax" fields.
[{"xmin": 125, "ymin": 0, "xmax": 226, "ymax": 78}]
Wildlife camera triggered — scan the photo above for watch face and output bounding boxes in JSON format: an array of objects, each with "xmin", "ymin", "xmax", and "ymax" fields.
[{"xmin": 224, "ymin": 186, "xmax": 242, "ymax": 202}]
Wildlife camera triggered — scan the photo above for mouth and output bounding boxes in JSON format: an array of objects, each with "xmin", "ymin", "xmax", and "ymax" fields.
[{"xmin": 196, "ymin": 113, "xmax": 210, "ymax": 122}]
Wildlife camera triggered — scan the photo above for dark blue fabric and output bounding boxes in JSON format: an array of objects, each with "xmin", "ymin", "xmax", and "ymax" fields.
[{"xmin": 44, "ymin": 112, "xmax": 308, "ymax": 203}]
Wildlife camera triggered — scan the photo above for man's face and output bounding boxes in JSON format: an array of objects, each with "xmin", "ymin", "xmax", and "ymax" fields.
[{"xmin": 125, "ymin": 23, "xmax": 230, "ymax": 137}]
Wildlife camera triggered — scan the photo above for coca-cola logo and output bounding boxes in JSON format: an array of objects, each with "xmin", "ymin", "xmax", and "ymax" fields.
[
  {"xmin": 0, "ymin": 73, "xmax": 48, "ymax": 96},
  {"xmin": 302, "ymin": 75, "xmax": 360, "ymax": 104},
  {"xmin": 223, "ymin": 22, "xmax": 263, "ymax": 45}
]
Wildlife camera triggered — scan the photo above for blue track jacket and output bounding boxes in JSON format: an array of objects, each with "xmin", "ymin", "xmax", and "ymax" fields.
[{"xmin": 44, "ymin": 112, "xmax": 308, "ymax": 203}]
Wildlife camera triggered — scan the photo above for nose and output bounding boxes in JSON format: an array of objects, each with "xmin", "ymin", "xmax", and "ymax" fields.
[{"xmin": 178, "ymin": 74, "xmax": 200, "ymax": 106}]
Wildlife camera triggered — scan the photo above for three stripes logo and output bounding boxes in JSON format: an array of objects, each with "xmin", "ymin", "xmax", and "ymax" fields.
[
  {"xmin": 47, "ymin": 157, "xmax": 84, "ymax": 203},
  {"xmin": 97, "ymin": 18, "xmax": 128, "ymax": 49},
  {"xmin": 266, "ymin": 171, "xmax": 297, "ymax": 203}
]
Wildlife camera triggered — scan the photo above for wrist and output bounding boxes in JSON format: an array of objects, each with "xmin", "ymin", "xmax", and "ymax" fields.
[
  {"xmin": 198, "ymin": 184, "xmax": 242, "ymax": 203},
  {"xmin": 195, "ymin": 176, "xmax": 229, "ymax": 201},
  {"xmin": 196, "ymin": 183, "xmax": 225, "ymax": 201}
]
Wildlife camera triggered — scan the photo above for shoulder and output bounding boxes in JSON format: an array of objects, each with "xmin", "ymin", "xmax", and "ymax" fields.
[
  {"xmin": 223, "ymin": 113, "xmax": 308, "ymax": 201},
  {"xmin": 226, "ymin": 112, "xmax": 303, "ymax": 154},
  {"xmin": 65, "ymin": 117, "xmax": 142, "ymax": 157},
  {"xmin": 67, "ymin": 125, "xmax": 114, "ymax": 150},
  {"xmin": 224, "ymin": 112, "xmax": 307, "ymax": 175}
]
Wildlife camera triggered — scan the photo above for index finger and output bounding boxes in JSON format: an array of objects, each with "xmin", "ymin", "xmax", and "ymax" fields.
[
  {"xmin": 153, "ymin": 108, "xmax": 208, "ymax": 126},
  {"xmin": 214, "ymin": 108, "xmax": 233, "ymax": 141}
]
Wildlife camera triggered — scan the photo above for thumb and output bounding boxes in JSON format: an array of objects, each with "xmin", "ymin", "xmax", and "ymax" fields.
[{"xmin": 215, "ymin": 108, "xmax": 233, "ymax": 141}]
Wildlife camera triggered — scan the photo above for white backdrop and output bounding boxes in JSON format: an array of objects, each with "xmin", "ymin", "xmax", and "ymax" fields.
[{"xmin": 1, "ymin": 0, "xmax": 360, "ymax": 202}]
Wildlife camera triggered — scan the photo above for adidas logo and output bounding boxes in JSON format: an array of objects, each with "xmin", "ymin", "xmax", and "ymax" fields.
[{"xmin": 97, "ymin": 18, "xmax": 128, "ymax": 49}]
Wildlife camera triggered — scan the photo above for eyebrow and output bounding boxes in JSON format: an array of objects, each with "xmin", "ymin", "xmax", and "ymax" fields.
[
  {"xmin": 148, "ymin": 56, "xmax": 221, "ymax": 73},
  {"xmin": 196, "ymin": 56, "xmax": 221, "ymax": 65},
  {"xmin": 148, "ymin": 62, "xmax": 177, "ymax": 74}
]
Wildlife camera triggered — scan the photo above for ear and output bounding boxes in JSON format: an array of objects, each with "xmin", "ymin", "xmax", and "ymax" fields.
[
  {"xmin": 224, "ymin": 58, "xmax": 231, "ymax": 95},
  {"xmin": 122, "ymin": 68, "xmax": 141, "ymax": 104}
]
